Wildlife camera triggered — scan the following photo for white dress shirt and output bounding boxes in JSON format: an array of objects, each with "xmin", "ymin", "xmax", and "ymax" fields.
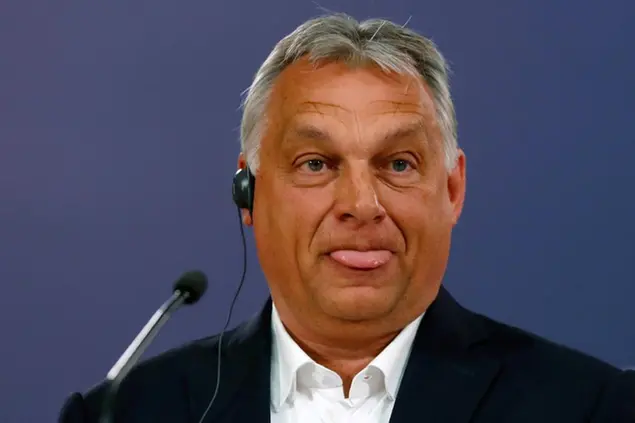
[{"xmin": 270, "ymin": 304, "xmax": 424, "ymax": 423}]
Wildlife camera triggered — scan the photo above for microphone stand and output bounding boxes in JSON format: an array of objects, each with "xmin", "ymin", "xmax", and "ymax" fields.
[{"xmin": 99, "ymin": 290, "xmax": 190, "ymax": 423}]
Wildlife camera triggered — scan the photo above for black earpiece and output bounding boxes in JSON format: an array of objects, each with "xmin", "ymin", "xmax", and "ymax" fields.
[{"xmin": 232, "ymin": 166, "xmax": 255, "ymax": 216}]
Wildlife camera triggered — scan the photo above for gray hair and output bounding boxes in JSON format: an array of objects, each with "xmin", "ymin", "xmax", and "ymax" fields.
[{"xmin": 240, "ymin": 13, "xmax": 459, "ymax": 172}]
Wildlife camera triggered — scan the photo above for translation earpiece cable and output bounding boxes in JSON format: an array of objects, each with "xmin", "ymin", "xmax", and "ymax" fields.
[{"xmin": 196, "ymin": 207, "xmax": 249, "ymax": 423}]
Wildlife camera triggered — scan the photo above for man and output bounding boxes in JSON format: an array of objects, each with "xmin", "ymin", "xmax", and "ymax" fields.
[{"xmin": 59, "ymin": 13, "xmax": 635, "ymax": 423}]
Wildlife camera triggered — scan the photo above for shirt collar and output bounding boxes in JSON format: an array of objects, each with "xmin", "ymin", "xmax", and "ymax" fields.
[
  {"xmin": 270, "ymin": 303, "xmax": 314, "ymax": 411},
  {"xmin": 270, "ymin": 302, "xmax": 424, "ymax": 409},
  {"xmin": 367, "ymin": 312, "xmax": 423, "ymax": 400}
]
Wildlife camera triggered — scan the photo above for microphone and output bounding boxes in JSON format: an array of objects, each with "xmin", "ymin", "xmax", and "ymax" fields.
[{"xmin": 98, "ymin": 270, "xmax": 208, "ymax": 423}]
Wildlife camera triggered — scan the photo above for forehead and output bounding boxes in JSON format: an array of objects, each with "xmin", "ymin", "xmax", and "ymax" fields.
[{"xmin": 268, "ymin": 58, "xmax": 438, "ymax": 128}]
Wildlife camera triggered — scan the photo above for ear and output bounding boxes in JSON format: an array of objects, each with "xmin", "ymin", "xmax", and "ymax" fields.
[
  {"xmin": 237, "ymin": 152, "xmax": 247, "ymax": 171},
  {"xmin": 447, "ymin": 149, "xmax": 466, "ymax": 225},
  {"xmin": 236, "ymin": 153, "xmax": 253, "ymax": 226}
]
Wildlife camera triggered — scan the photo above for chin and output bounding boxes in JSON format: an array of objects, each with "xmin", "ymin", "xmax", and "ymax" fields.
[{"xmin": 318, "ymin": 287, "xmax": 399, "ymax": 322}]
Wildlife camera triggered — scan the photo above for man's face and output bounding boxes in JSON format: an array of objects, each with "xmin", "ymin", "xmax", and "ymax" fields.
[{"xmin": 243, "ymin": 59, "xmax": 465, "ymax": 332}]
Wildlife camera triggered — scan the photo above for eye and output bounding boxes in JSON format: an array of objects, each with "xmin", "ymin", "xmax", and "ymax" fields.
[
  {"xmin": 390, "ymin": 159, "xmax": 413, "ymax": 173},
  {"xmin": 301, "ymin": 159, "xmax": 326, "ymax": 172}
]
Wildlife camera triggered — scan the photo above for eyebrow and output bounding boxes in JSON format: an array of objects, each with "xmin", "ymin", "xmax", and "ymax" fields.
[
  {"xmin": 286, "ymin": 118, "xmax": 428, "ymax": 145},
  {"xmin": 289, "ymin": 124, "xmax": 332, "ymax": 142},
  {"xmin": 379, "ymin": 119, "xmax": 427, "ymax": 144}
]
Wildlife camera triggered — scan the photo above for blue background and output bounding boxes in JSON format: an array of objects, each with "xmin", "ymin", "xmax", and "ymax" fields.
[{"xmin": 1, "ymin": 1, "xmax": 633, "ymax": 422}]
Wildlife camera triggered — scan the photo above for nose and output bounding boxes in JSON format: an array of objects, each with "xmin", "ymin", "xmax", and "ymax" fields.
[{"xmin": 334, "ymin": 166, "xmax": 386, "ymax": 225}]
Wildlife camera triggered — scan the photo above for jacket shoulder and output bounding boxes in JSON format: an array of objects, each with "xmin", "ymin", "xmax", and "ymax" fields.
[
  {"xmin": 77, "ymin": 322, "xmax": 249, "ymax": 422},
  {"xmin": 469, "ymin": 310, "xmax": 635, "ymax": 420},
  {"xmin": 473, "ymin": 310, "xmax": 621, "ymax": 378}
]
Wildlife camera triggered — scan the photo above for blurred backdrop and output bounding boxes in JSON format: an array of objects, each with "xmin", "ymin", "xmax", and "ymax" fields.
[{"xmin": 1, "ymin": 1, "xmax": 634, "ymax": 422}]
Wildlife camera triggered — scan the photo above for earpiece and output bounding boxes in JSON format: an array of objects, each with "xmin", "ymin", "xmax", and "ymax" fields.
[
  {"xmin": 232, "ymin": 165, "xmax": 255, "ymax": 216},
  {"xmin": 201, "ymin": 167, "xmax": 253, "ymax": 423}
]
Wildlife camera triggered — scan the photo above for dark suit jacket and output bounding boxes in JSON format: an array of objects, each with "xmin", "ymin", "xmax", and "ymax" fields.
[{"xmin": 59, "ymin": 287, "xmax": 635, "ymax": 422}]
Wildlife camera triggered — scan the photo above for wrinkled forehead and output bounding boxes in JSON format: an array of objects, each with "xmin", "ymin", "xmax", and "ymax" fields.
[{"xmin": 267, "ymin": 58, "xmax": 439, "ymax": 131}]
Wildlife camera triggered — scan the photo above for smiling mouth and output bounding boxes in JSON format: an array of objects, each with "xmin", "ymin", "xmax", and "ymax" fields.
[{"xmin": 328, "ymin": 250, "xmax": 393, "ymax": 270}]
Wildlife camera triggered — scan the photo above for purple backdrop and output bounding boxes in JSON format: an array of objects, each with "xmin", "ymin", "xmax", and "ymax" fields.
[{"xmin": 1, "ymin": 1, "xmax": 634, "ymax": 422}]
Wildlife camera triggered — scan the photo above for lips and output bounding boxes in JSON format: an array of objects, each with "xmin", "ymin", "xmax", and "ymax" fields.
[{"xmin": 329, "ymin": 249, "xmax": 393, "ymax": 270}]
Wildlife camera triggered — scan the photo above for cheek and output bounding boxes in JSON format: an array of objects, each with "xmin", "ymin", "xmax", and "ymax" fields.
[
  {"xmin": 381, "ymin": 185, "xmax": 451, "ymax": 246},
  {"xmin": 287, "ymin": 185, "xmax": 332, "ymax": 220},
  {"xmin": 381, "ymin": 186, "xmax": 431, "ymax": 224},
  {"xmin": 391, "ymin": 194, "xmax": 452, "ymax": 280},
  {"xmin": 257, "ymin": 185, "xmax": 330, "ymax": 254}
]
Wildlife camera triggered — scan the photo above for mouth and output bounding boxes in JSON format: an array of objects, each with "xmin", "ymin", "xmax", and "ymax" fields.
[{"xmin": 327, "ymin": 249, "xmax": 393, "ymax": 270}]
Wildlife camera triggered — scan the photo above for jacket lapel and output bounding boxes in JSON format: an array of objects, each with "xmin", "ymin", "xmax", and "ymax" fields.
[
  {"xmin": 183, "ymin": 288, "xmax": 500, "ymax": 423},
  {"xmin": 186, "ymin": 301, "xmax": 273, "ymax": 423},
  {"xmin": 389, "ymin": 287, "xmax": 501, "ymax": 423}
]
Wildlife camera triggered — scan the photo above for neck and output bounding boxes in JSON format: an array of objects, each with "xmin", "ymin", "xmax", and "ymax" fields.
[{"xmin": 274, "ymin": 302, "xmax": 408, "ymax": 396}]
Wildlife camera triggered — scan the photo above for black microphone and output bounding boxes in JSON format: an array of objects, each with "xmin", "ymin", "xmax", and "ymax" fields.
[{"xmin": 99, "ymin": 270, "xmax": 208, "ymax": 423}]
